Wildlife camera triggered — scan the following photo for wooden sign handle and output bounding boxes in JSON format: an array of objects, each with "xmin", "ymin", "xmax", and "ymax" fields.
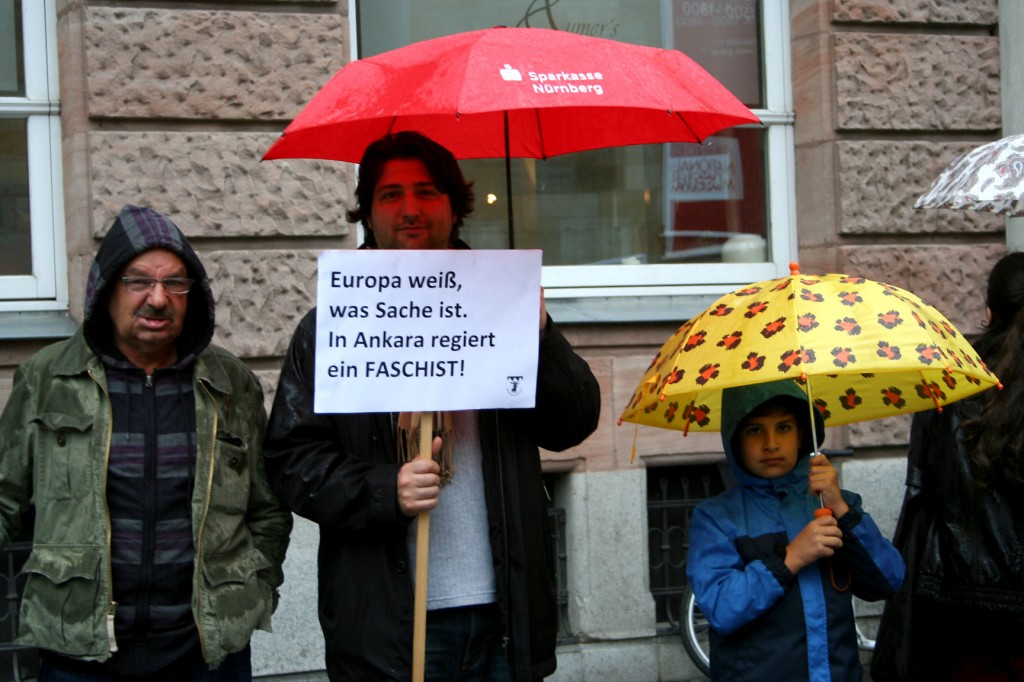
[{"xmin": 411, "ymin": 411, "xmax": 433, "ymax": 682}]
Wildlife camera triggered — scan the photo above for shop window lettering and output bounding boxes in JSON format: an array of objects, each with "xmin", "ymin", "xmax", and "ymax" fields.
[
  {"xmin": 515, "ymin": 0, "xmax": 619, "ymax": 38},
  {"xmin": 674, "ymin": 0, "xmax": 757, "ymax": 27}
]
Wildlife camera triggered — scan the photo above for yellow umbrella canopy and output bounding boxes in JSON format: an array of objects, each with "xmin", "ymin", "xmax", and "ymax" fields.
[{"xmin": 619, "ymin": 265, "xmax": 1000, "ymax": 434}]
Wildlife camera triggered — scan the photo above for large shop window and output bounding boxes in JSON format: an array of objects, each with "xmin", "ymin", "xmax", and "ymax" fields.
[
  {"xmin": 355, "ymin": 0, "xmax": 794, "ymax": 320},
  {"xmin": 0, "ymin": 0, "xmax": 66, "ymax": 314}
]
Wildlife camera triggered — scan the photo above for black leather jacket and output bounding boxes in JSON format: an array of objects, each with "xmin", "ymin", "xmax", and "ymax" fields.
[
  {"xmin": 263, "ymin": 309, "xmax": 600, "ymax": 681},
  {"xmin": 872, "ymin": 400, "xmax": 1024, "ymax": 680},
  {"xmin": 902, "ymin": 402, "xmax": 1024, "ymax": 610}
]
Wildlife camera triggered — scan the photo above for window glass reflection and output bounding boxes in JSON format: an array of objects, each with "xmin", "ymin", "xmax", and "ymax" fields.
[
  {"xmin": 665, "ymin": 127, "xmax": 767, "ymax": 264},
  {"xmin": 357, "ymin": 0, "xmax": 766, "ymax": 267},
  {"xmin": 671, "ymin": 0, "xmax": 763, "ymax": 109},
  {"xmin": 462, "ymin": 128, "xmax": 765, "ymax": 265},
  {"xmin": 0, "ymin": 119, "xmax": 32, "ymax": 276},
  {"xmin": 0, "ymin": 0, "xmax": 24, "ymax": 97}
]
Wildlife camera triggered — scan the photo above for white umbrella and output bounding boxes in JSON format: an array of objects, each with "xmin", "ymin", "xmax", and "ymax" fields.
[{"xmin": 915, "ymin": 133, "xmax": 1024, "ymax": 216}]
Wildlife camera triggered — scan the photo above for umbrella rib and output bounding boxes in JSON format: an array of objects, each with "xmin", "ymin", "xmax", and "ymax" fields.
[
  {"xmin": 802, "ymin": 372, "xmax": 823, "ymax": 456},
  {"xmin": 919, "ymin": 368, "xmax": 944, "ymax": 413},
  {"xmin": 787, "ymin": 265, "xmax": 821, "ymax": 452},
  {"xmin": 671, "ymin": 110, "xmax": 703, "ymax": 144},
  {"xmin": 533, "ymin": 108, "xmax": 547, "ymax": 160},
  {"xmin": 679, "ymin": 391, "xmax": 701, "ymax": 437}
]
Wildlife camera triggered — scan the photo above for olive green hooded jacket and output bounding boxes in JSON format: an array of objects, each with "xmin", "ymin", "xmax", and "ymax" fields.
[{"xmin": 0, "ymin": 205, "xmax": 291, "ymax": 666}]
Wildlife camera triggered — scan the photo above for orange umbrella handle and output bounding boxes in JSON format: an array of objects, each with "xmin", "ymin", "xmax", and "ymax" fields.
[{"xmin": 812, "ymin": 505, "xmax": 852, "ymax": 591}]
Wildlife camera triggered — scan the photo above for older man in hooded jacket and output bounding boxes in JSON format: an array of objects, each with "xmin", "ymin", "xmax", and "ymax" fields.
[{"xmin": 0, "ymin": 205, "xmax": 291, "ymax": 681}]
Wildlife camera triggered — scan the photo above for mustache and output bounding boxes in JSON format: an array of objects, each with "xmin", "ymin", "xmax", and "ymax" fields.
[{"xmin": 135, "ymin": 304, "xmax": 174, "ymax": 320}]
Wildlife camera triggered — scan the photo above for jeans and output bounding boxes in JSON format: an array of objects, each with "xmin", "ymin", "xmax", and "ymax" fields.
[
  {"xmin": 424, "ymin": 603, "xmax": 512, "ymax": 682},
  {"xmin": 38, "ymin": 644, "xmax": 252, "ymax": 682}
]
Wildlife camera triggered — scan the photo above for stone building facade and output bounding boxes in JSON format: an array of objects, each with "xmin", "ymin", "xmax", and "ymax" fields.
[{"xmin": 0, "ymin": 1, "xmax": 1007, "ymax": 681}]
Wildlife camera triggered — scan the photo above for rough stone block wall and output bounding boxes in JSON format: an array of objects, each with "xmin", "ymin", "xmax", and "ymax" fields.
[
  {"xmin": 82, "ymin": 7, "xmax": 346, "ymax": 120},
  {"xmin": 89, "ymin": 132, "xmax": 352, "ymax": 239},
  {"xmin": 205, "ymin": 248, "xmax": 320, "ymax": 358},
  {"xmin": 66, "ymin": 5, "xmax": 354, "ymax": 362},
  {"xmin": 791, "ymin": 0, "xmax": 1003, "ymax": 452},
  {"xmin": 833, "ymin": 33, "xmax": 1000, "ymax": 132},
  {"xmin": 837, "ymin": 141, "xmax": 1004, "ymax": 235},
  {"xmin": 832, "ymin": 0, "xmax": 998, "ymax": 25}
]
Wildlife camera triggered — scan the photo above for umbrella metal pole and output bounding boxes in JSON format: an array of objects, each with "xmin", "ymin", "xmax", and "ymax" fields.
[
  {"xmin": 412, "ymin": 411, "xmax": 433, "ymax": 682},
  {"xmin": 805, "ymin": 381, "xmax": 820, "ymax": 457},
  {"xmin": 803, "ymin": 378, "xmax": 828, "ymax": 509},
  {"xmin": 505, "ymin": 111, "xmax": 515, "ymax": 249}
]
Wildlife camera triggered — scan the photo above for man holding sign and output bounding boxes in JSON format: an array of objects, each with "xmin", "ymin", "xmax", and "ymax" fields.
[{"xmin": 263, "ymin": 132, "xmax": 601, "ymax": 682}]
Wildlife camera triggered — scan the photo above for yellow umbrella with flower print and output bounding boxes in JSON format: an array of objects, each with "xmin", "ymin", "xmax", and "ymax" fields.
[{"xmin": 619, "ymin": 264, "xmax": 1000, "ymax": 443}]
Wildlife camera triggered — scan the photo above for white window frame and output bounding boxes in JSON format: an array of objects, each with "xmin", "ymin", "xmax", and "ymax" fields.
[
  {"xmin": 349, "ymin": 0, "xmax": 795, "ymax": 319},
  {"xmin": 0, "ymin": 0, "xmax": 67, "ymax": 312}
]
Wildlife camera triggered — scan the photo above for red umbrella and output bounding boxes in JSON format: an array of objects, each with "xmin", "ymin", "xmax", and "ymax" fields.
[{"xmin": 263, "ymin": 26, "xmax": 760, "ymax": 246}]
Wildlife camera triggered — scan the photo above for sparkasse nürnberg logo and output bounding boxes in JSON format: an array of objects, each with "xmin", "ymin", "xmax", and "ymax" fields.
[
  {"xmin": 500, "ymin": 64, "xmax": 523, "ymax": 81},
  {"xmin": 499, "ymin": 63, "xmax": 605, "ymax": 95}
]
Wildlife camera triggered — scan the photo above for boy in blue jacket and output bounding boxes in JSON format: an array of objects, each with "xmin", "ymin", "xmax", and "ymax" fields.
[{"xmin": 686, "ymin": 379, "xmax": 905, "ymax": 681}]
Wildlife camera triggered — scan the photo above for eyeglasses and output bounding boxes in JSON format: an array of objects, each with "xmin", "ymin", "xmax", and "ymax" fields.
[{"xmin": 120, "ymin": 277, "xmax": 195, "ymax": 295}]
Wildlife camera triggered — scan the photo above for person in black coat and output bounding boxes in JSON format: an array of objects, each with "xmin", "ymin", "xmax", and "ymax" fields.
[
  {"xmin": 872, "ymin": 252, "xmax": 1024, "ymax": 681},
  {"xmin": 263, "ymin": 132, "xmax": 601, "ymax": 681}
]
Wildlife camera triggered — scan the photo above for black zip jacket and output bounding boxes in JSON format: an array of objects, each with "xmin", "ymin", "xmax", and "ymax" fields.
[
  {"xmin": 872, "ymin": 401, "xmax": 1024, "ymax": 681},
  {"xmin": 263, "ymin": 307, "xmax": 600, "ymax": 681}
]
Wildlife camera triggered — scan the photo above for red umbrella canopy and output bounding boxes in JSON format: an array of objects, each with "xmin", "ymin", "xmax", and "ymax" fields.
[{"xmin": 263, "ymin": 26, "xmax": 760, "ymax": 163}]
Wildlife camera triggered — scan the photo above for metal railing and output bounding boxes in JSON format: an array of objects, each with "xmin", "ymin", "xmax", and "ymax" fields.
[
  {"xmin": 647, "ymin": 464, "xmax": 727, "ymax": 633},
  {"xmin": 547, "ymin": 507, "xmax": 573, "ymax": 643}
]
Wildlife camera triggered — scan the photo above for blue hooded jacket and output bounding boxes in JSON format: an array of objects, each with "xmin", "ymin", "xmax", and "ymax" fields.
[{"xmin": 686, "ymin": 379, "xmax": 905, "ymax": 681}]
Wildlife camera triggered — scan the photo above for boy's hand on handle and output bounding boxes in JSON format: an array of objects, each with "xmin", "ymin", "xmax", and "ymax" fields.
[
  {"xmin": 809, "ymin": 455, "xmax": 850, "ymax": 518},
  {"xmin": 397, "ymin": 436, "xmax": 443, "ymax": 516},
  {"xmin": 784, "ymin": 514, "xmax": 843, "ymax": 574}
]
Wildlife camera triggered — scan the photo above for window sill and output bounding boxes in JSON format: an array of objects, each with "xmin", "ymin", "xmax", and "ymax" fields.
[
  {"xmin": 0, "ymin": 311, "xmax": 77, "ymax": 340},
  {"xmin": 546, "ymin": 293, "xmax": 723, "ymax": 324}
]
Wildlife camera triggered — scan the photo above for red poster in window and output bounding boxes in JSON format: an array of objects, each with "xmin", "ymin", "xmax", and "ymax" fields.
[{"xmin": 664, "ymin": 129, "xmax": 767, "ymax": 263}]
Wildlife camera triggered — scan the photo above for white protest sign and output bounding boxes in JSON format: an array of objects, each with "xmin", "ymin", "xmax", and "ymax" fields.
[{"xmin": 313, "ymin": 249, "xmax": 542, "ymax": 413}]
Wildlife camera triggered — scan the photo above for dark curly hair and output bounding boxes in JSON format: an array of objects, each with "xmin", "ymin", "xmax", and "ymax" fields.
[
  {"xmin": 962, "ymin": 251, "xmax": 1024, "ymax": 488},
  {"xmin": 345, "ymin": 131, "xmax": 475, "ymax": 248}
]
